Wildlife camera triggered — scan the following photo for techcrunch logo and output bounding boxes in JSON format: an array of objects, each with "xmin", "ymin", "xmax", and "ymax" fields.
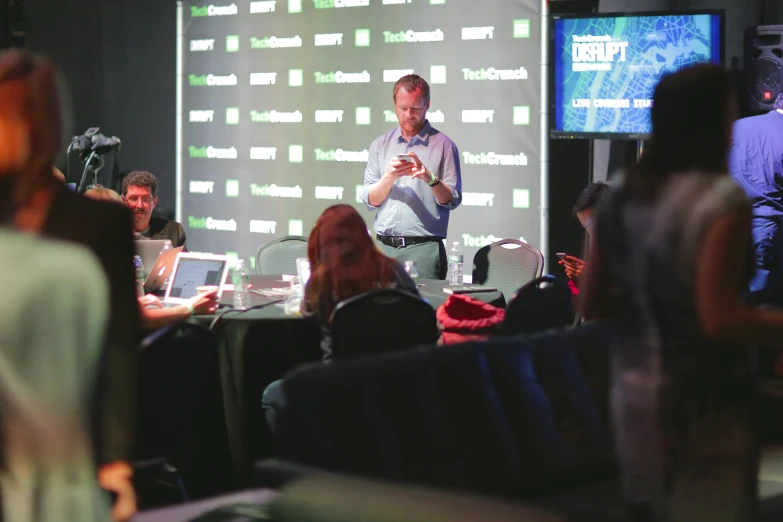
[
  {"xmin": 250, "ymin": 110, "xmax": 303, "ymax": 123},
  {"xmin": 189, "ymin": 74, "xmax": 238, "ymax": 86},
  {"xmin": 314, "ymin": 70, "xmax": 370, "ymax": 84},
  {"xmin": 383, "ymin": 69, "xmax": 414, "ymax": 82},
  {"xmin": 191, "ymin": 4, "xmax": 238, "ymax": 16},
  {"xmin": 250, "ymin": 220, "xmax": 277, "ymax": 234},
  {"xmin": 315, "ymin": 110, "xmax": 343, "ymax": 123},
  {"xmin": 462, "ymin": 26, "xmax": 494, "ymax": 40},
  {"xmin": 314, "ymin": 148, "xmax": 369, "ymax": 162},
  {"xmin": 461, "ymin": 234, "xmax": 526, "ymax": 248},
  {"xmin": 383, "ymin": 28, "xmax": 444, "ymax": 43},
  {"xmin": 462, "ymin": 110, "xmax": 494, "ymax": 123},
  {"xmin": 188, "ymin": 216, "xmax": 238, "ymax": 231},
  {"xmin": 314, "ymin": 33, "xmax": 343, "ymax": 46},
  {"xmin": 250, "ymin": 147, "xmax": 277, "ymax": 160},
  {"xmin": 462, "ymin": 192, "xmax": 495, "ymax": 207},
  {"xmin": 189, "ymin": 110, "xmax": 214, "ymax": 122},
  {"xmin": 383, "ymin": 109, "xmax": 444, "ymax": 124},
  {"xmin": 462, "ymin": 151, "xmax": 527, "ymax": 166},
  {"xmin": 250, "ymin": 1, "xmax": 276, "ymax": 12},
  {"xmin": 189, "ymin": 181, "xmax": 214, "ymax": 194},
  {"xmin": 250, "ymin": 73, "xmax": 277, "ymax": 85},
  {"xmin": 189, "ymin": 146, "xmax": 238, "ymax": 159},
  {"xmin": 250, "ymin": 184, "xmax": 303, "ymax": 198},
  {"xmin": 462, "ymin": 67, "xmax": 528, "ymax": 81},
  {"xmin": 190, "ymin": 39, "xmax": 214, "ymax": 51},
  {"xmin": 250, "ymin": 35, "xmax": 302, "ymax": 49},
  {"xmin": 313, "ymin": 0, "xmax": 369, "ymax": 8},
  {"xmin": 315, "ymin": 186, "xmax": 345, "ymax": 200}
]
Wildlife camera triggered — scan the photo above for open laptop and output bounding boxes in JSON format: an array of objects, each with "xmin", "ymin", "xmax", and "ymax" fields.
[
  {"xmin": 135, "ymin": 240, "xmax": 171, "ymax": 274},
  {"xmin": 143, "ymin": 245, "xmax": 184, "ymax": 293},
  {"xmin": 162, "ymin": 253, "xmax": 231, "ymax": 305}
]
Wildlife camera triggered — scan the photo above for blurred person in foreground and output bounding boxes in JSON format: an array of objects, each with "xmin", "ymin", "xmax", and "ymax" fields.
[
  {"xmin": 83, "ymin": 186, "xmax": 217, "ymax": 329},
  {"xmin": 0, "ymin": 230, "xmax": 113, "ymax": 521},
  {"xmin": 121, "ymin": 170, "xmax": 186, "ymax": 248},
  {"xmin": 0, "ymin": 49, "xmax": 138, "ymax": 519},
  {"xmin": 579, "ymin": 64, "xmax": 783, "ymax": 521},
  {"xmin": 559, "ymin": 181, "xmax": 610, "ymax": 296}
]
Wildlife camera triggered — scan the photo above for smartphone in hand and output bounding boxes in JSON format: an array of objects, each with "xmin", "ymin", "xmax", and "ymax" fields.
[
  {"xmin": 396, "ymin": 154, "xmax": 414, "ymax": 163},
  {"xmin": 556, "ymin": 252, "xmax": 568, "ymax": 260}
]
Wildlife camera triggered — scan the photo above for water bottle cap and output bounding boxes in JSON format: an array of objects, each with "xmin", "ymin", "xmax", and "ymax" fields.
[{"xmin": 453, "ymin": 241, "xmax": 459, "ymax": 246}]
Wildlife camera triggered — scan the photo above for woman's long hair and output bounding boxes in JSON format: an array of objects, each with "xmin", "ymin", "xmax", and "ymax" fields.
[
  {"xmin": 305, "ymin": 204, "xmax": 396, "ymax": 319},
  {"xmin": 625, "ymin": 63, "xmax": 736, "ymax": 201}
]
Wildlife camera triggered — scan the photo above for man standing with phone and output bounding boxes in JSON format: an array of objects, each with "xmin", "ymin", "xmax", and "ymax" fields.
[{"xmin": 360, "ymin": 74, "xmax": 462, "ymax": 280}]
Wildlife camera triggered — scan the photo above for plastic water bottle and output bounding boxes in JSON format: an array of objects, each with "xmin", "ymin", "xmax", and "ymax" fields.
[
  {"xmin": 448, "ymin": 241, "xmax": 463, "ymax": 285},
  {"xmin": 403, "ymin": 260, "xmax": 419, "ymax": 280},
  {"xmin": 133, "ymin": 255, "xmax": 145, "ymax": 297},
  {"xmin": 232, "ymin": 259, "xmax": 251, "ymax": 310},
  {"xmin": 160, "ymin": 240, "xmax": 173, "ymax": 285}
]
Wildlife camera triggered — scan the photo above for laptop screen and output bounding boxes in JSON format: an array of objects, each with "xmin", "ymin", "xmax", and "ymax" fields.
[{"xmin": 168, "ymin": 258, "xmax": 227, "ymax": 299}]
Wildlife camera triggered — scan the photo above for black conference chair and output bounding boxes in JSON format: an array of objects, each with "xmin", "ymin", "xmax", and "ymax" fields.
[
  {"xmin": 471, "ymin": 239, "xmax": 544, "ymax": 304},
  {"xmin": 503, "ymin": 275, "xmax": 575, "ymax": 336},
  {"xmin": 255, "ymin": 235, "xmax": 308, "ymax": 275},
  {"xmin": 329, "ymin": 289, "xmax": 439, "ymax": 360}
]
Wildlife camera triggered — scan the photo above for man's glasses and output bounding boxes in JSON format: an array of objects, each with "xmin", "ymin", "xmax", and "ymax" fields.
[{"xmin": 126, "ymin": 195, "xmax": 154, "ymax": 205}]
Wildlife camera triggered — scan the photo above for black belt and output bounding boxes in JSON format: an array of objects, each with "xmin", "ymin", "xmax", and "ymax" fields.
[{"xmin": 376, "ymin": 235, "xmax": 442, "ymax": 248}]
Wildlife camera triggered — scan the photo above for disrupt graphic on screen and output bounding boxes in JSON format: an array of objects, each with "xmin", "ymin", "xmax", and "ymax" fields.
[{"xmin": 180, "ymin": 0, "xmax": 542, "ymax": 269}]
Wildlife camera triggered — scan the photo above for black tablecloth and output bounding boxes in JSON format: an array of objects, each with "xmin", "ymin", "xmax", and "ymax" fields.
[{"xmin": 191, "ymin": 275, "xmax": 505, "ymax": 483}]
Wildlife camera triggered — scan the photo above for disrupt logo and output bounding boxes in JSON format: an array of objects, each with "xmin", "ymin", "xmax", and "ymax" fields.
[
  {"xmin": 250, "ymin": 1, "xmax": 276, "ymax": 12},
  {"xmin": 190, "ymin": 4, "xmax": 238, "ymax": 17},
  {"xmin": 250, "ymin": 35, "xmax": 303, "ymax": 49},
  {"xmin": 383, "ymin": 69, "xmax": 414, "ymax": 82},
  {"xmin": 572, "ymin": 35, "xmax": 628, "ymax": 69},
  {"xmin": 315, "ymin": 186, "xmax": 345, "ymax": 200},
  {"xmin": 250, "ymin": 220, "xmax": 277, "ymax": 234},
  {"xmin": 461, "ymin": 234, "xmax": 526, "ymax": 248},
  {"xmin": 190, "ymin": 39, "xmax": 215, "ymax": 51},
  {"xmin": 250, "ymin": 147, "xmax": 277, "ymax": 160},
  {"xmin": 462, "ymin": 151, "xmax": 527, "ymax": 166},
  {"xmin": 314, "ymin": 148, "xmax": 369, "ymax": 162},
  {"xmin": 250, "ymin": 73, "xmax": 277, "ymax": 85},
  {"xmin": 188, "ymin": 216, "xmax": 238, "ymax": 231},
  {"xmin": 383, "ymin": 28, "xmax": 444, "ymax": 43},
  {"xmin": 462, "ymin": 192, "xmax": 495, "ymax": 207},
  {"xmin": 313, "ymin": 0, "xmax": 369, "ymax": 8},
  {"xmin": 462, "ymin": 110, "xmax": 494, "ymax": 123},
  {"xmin": 461, "ymin": 26, "xmax": 494, "ymax": 40},
  {"xmin": 314, "ymin": 33, "xmax": 343, "ymax": 46},
  {"xmin": 314, "ymin": 70, "xmax": 370, "ymax": 84},
  {"xmin": 315, "ymin": 110, "xmax": 344, "ymax": 123},
  {"xmin": 189, "ymin": 181, "xmax": 214, "ymax": 194},
  {"xmin": 250, "ymin": 183, "xmax": 303, "ymax": 198},
  {"xmin": 189, "ymin": 110, "xmax": 214, "ymax": 122},
  {"xmin": 189, "ymin": 74, "xmax": 238, "ymax": 86},
  {"xmin": 189, "ymin": 146, "xmax": 238, "ymax": 159},
  {"xmin": 383, "ymin": 109, "xmax": 444, "ymax": 124},
  {"xmin": 462, "ymin": 67, "xmax": 528, "ymax": 81},
  {"xmin": 250, "ymin": 110, "xmax": 303, "ymax": 123}
]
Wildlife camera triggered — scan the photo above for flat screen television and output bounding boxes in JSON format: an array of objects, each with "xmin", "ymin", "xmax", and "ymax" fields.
[{"xmin": 550, "ymin": 10, "xmax": 725, "ymax": 140}]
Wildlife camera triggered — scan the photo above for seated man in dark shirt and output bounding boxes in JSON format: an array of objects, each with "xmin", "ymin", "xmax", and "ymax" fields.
[{"xmin": 121, "ymin": 170, "xmax": 187, "ymax": 247}]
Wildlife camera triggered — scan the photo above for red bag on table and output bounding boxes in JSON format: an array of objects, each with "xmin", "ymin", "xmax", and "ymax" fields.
[{"xmin": 435, "ymin": 293, "xmax": 505, "ymax": 345}]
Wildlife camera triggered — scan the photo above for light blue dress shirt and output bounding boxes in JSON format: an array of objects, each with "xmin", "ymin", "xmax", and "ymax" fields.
[{"xmin": 360, "ymin": 120, "xmax": 462, "ymax": 238}]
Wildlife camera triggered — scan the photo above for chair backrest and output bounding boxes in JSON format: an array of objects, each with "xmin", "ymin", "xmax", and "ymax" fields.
[
  {"xmin": 504, "ymin": 275, "xmax": 575, "ymax": 336},
  {"xmin": 330, "ymin": 289, "xmax": 439, "ymax": 360},
  {"xmin": 276, "ymin": 323, "xmax": 617, "ymax": 499},
  {"xmin": 255, "ymin": 236, "xmax": 308, "ymax": 275},
  {"xmin": 471, "ymin": 239, "xmax": 544, "ymax": 303}
]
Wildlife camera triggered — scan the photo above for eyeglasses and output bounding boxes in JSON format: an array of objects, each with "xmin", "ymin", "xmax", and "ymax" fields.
[{"xmin": 126, "ymin": 195, "xmax": 154, "ymax": 205}]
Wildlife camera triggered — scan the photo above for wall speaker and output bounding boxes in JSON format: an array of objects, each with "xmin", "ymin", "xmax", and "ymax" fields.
[{"xmin": 746, "ymin": 25, "xmax": 783, "ymax": 111}]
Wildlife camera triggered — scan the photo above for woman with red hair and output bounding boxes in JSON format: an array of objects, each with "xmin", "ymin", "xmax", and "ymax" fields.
[{"xmin": 303, "ymin": 204, "xmax": 420, "ymax": 361}]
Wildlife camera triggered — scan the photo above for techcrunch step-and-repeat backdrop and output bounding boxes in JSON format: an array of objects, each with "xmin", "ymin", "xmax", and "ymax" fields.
[{"xmin": 179, "ymin": 0, "xmax": 542, "ymax": 269}]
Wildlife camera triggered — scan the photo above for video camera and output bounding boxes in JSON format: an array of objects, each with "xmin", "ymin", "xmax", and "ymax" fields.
[{"xmin": 68, "ymin": 127, "xmax": 122, "ymax": 193}]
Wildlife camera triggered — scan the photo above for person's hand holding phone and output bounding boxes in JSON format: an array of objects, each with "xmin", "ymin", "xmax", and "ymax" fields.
[
  {"xmin": 405, "ymin": 151, "xmax": 432, "ymax": 183},
  {"xmin": 558, "ymin": 254, "xmax": 586, "ymax": 281},
  {"xmin": 387, "ymin": 153, "xmax": 416, "ymax": 178}
]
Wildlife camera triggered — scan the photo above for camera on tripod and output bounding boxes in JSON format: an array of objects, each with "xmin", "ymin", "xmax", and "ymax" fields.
[{"xmin": 68, "ymin": 127, "xmax": 121, "ymax": 193}]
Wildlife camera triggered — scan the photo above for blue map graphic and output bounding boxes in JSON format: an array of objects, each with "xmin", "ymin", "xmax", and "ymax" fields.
[{"xmin": 554, "ymin": 14, "xmax": 722, "ymax": 136}]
